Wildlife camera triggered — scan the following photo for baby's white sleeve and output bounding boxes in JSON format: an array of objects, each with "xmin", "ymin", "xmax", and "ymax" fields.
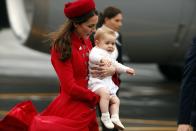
[{"xmin": 113, "ymin": 61, "xmax": 129, "ymax": 73}]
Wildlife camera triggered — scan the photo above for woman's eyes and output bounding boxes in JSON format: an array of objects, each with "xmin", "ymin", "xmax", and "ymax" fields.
[{"xmin": 88, "ymin": 25, "xmax": 96, "ymax": 29}]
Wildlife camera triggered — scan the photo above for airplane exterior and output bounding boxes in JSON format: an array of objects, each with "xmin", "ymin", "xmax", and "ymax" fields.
[{"xmin": 1, "ymin": 0, "xmax": 196, "ymax": 80}]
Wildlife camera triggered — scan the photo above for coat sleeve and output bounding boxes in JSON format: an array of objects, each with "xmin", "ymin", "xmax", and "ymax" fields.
[
  {"xmin": 51, "ymin": 49, "xmax": 99, "ymax": 108},
  {"xmin": 178, "ymin": 41, "xmax": 196, "ymax": 124}
]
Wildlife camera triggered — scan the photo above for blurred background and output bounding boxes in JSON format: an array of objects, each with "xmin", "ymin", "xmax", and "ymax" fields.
[{"xmin": 1, "ymin": 0, "xmax": 196, "ymax": 130}]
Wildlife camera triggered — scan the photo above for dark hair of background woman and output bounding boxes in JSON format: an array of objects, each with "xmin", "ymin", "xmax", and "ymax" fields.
[
  {"xmin": 97, "ymin": 6, "xmax": 122, "ymax": 28},
  {"xmin": 90, "ymin": 6, "xmax": 122, "ymax": 46}
]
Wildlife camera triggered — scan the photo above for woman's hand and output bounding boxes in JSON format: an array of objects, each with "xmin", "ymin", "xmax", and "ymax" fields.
[
  {"xmin": 90, "ymin": 62, "xmax": 115, "ymax": 78},
  {"xmin": 177, "ymin": 124, "xmax": 193, "ymax": 131}
]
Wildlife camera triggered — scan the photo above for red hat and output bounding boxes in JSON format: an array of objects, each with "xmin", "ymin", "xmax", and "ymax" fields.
[{"xmin": 64, "ymin": 0, "xmax": 95, "ymax": 19}]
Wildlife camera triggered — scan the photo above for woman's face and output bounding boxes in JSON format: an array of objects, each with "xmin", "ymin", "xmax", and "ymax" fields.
[
  {"xmin": 75, "ymin": 15, "xmax": 98, "ymax": 39},
  {"xmin": 105, "ymin": 13, "xmax": 123, "ymax": 32}
]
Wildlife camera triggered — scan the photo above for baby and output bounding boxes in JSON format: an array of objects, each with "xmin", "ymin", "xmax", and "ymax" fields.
[{"xmin": 88, "ymin": 28, "xmax": 135, "ymax": 130}]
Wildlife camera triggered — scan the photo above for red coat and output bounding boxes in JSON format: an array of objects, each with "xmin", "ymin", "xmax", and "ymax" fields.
[
  {"xmin": 0, "ymin": 33, "xmax": 100, "ymax": 131},
  {"xmin": 30, "ymin": 32, "xmax": 100, "ymax": 131}
]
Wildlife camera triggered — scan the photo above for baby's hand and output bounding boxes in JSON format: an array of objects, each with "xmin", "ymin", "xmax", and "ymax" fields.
[
  {"xmin": 126, "ymin": 68, "xmax": 135, "ymax": 76},
  {"xmin": 100, "ymin": 59, "xmax": 111, "ymax": 67}
]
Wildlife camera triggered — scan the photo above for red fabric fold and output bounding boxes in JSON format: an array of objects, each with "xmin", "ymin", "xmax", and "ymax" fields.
[{"xmin": 0, "ymin": 101, "xmax": 37, "ymax": 131}]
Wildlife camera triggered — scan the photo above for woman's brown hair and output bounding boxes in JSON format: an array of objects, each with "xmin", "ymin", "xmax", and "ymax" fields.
[{"xmin": 49, "ymin": 9, "xmax": 98, "ymax": 61}]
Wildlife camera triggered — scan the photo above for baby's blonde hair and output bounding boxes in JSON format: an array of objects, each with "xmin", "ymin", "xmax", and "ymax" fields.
[{"xmin": 94, "ymin": 28, "xmax": 116, "ymax": 41}]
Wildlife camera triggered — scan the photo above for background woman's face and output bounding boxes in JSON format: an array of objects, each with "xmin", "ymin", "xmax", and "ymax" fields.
[
  {"xmin": 76, "ymin": 15, "xmax": 98, "ymax": 39},
  {"xmin": 105, "ymin": 13, "xmax": 123, "ymax": 32}
]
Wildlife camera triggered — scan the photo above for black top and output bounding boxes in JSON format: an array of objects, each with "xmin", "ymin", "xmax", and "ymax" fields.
[{"xmin": 178, "ymin": 37, "xmax": 196, "ymax": 126}]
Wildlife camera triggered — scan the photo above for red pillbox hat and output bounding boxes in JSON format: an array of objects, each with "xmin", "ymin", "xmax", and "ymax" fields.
[{"xmin": 64, "ymin": 0, "xmax": 95, "ymax": 19}]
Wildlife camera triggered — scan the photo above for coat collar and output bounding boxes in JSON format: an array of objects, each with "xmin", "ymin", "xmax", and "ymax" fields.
[{"xmin": 71, "ymin": 32, "xmax": 89, "ymax": 50}]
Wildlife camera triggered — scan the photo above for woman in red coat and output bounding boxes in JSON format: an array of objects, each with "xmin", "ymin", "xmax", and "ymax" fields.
[{"xmin": 0, "ymin": 0, "xmax": 115, "ymax": 130}]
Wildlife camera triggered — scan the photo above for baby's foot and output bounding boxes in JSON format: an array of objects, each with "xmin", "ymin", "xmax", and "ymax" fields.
[
  {"xmin": 101, "ymin": 113, "xmax": 114, "ymax": 129},
  {"xmin": 111, "ymin": 115, "xmax": 125, "ymax": 130}
]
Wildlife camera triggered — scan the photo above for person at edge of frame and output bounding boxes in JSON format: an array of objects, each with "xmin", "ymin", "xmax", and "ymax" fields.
[{"xmin": 177, "ymin": 36, "xmax": 196, "ymax": 131}]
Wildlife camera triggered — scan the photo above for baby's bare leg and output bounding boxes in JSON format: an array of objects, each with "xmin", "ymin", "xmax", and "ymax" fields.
[
  {"xmin": 95, "ymin": 87, "xmax": 110, "ymax": 113},
  {"xmin": 110, "ymin": 95, "xmax": 120, "ymax": 115},
  {"xmin": 110, "ymin": 96, "xmax": 125, "ymax": 130},
  {"xmin": 95, "ymin": 87, "xmax": 114, "ymax": 129}
]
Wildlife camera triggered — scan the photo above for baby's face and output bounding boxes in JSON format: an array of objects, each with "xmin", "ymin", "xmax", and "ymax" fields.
[{"xmin": 97, "ymin": 34, "xmax": 116, "ymax": 53}]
